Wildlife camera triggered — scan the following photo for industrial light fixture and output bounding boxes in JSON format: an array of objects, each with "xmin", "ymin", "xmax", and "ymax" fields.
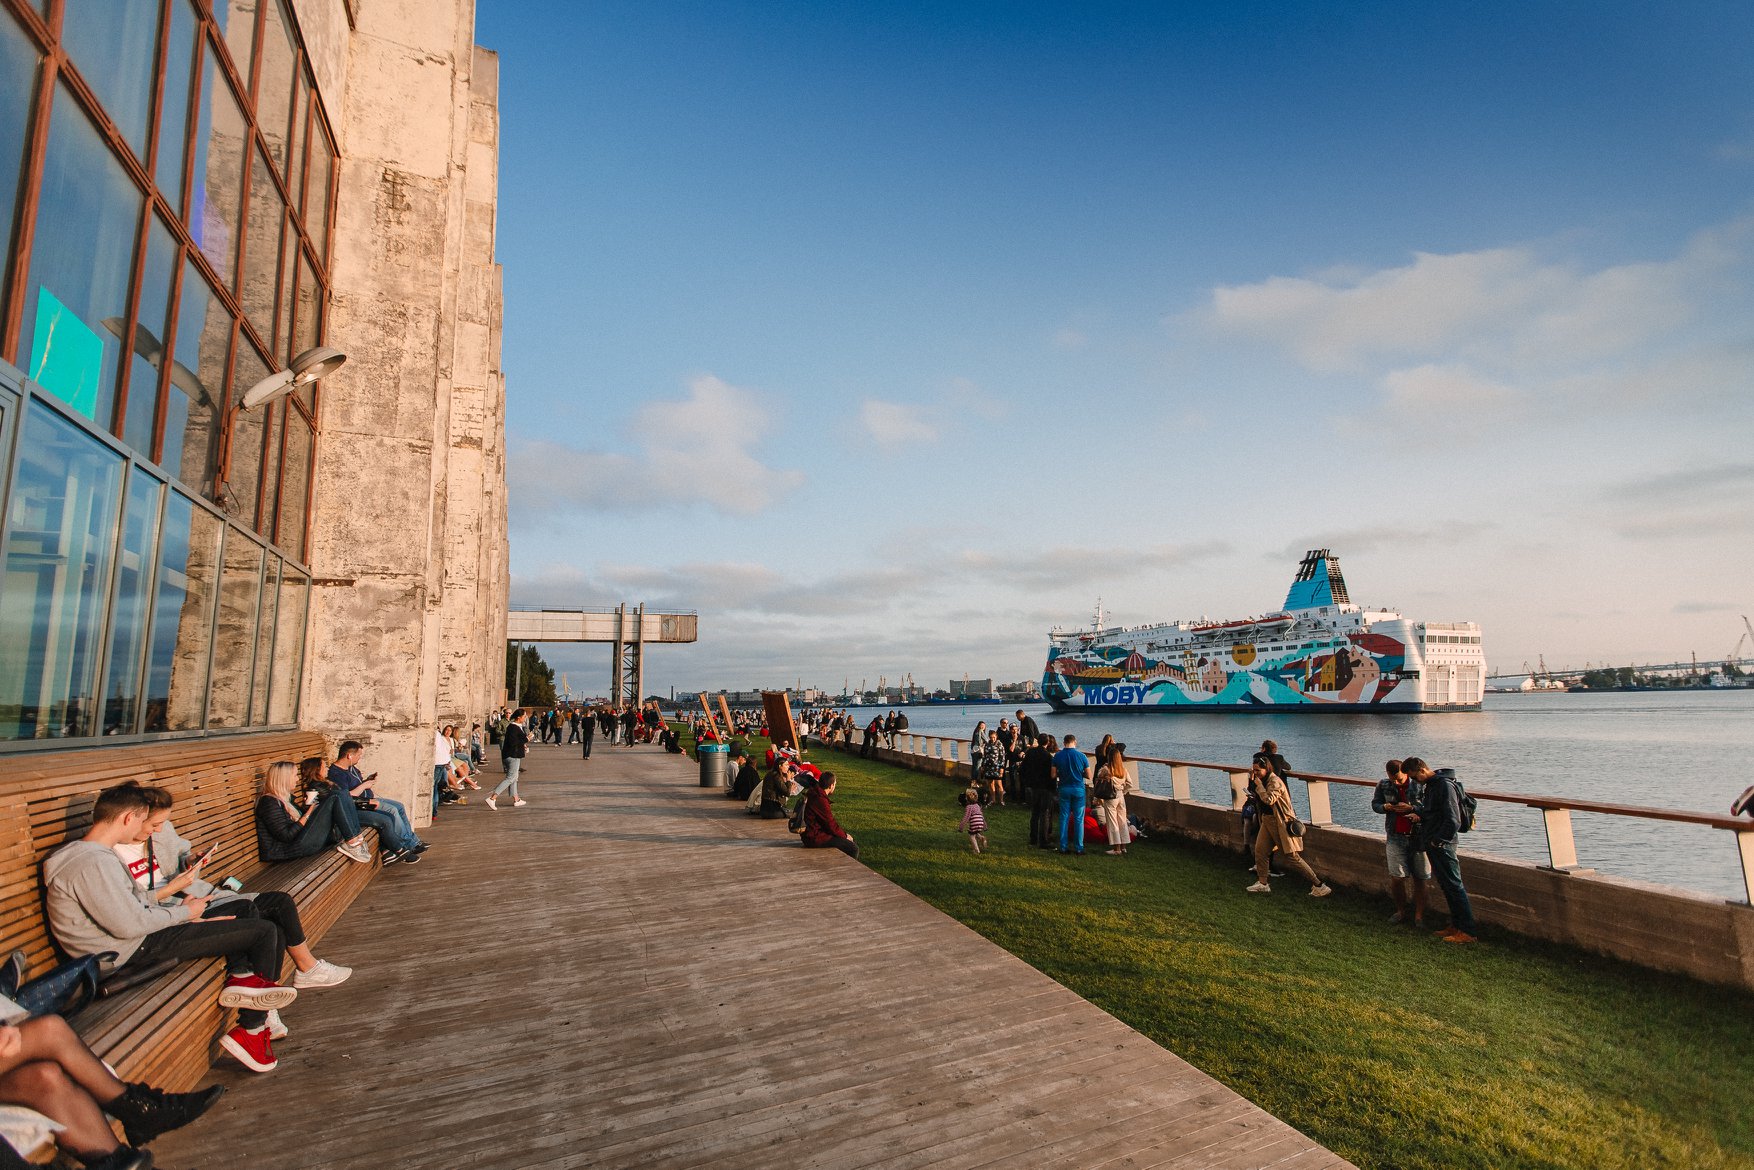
[{"xmin": 241, "ymin": 345, "xmax": 347, "ymax": 410}]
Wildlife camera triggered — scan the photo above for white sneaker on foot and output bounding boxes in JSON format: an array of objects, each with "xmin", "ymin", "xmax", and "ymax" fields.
[
  {"xmin": 485, "ymin": 795, "xmax": 498, "ymax": 810},
  {"xmin": 265, "ymin": 1009, "xmax": 288, "ymax": 1040},
  {"xmin": 292, "ymin": 959, "xmax": 353, "ymax": 989},
  {"xmin": 1310, "ymin": 884, "xmax": 1333, "ymax": 898},
  {"xmin": 1245, "ymin": 882, "xmax": 1271, "ymax": 894},
  {"xmin": 512, "ymin": 798, "xmax": 527, "ymax": 807}
]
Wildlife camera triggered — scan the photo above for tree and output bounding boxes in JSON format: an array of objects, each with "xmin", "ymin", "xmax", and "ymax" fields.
[{"xmin": 505, "ymin": 644, "xmax": 558, "ymax": 707}]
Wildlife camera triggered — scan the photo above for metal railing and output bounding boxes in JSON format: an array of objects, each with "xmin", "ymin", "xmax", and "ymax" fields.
[{"xmin": 839, "ymin": 733, "xmax": 1754, "ymax": 903}]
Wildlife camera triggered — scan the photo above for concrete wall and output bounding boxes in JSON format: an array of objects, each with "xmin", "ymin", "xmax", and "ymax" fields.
[
  {"xmin": 813, "ymin": 736, "xmax": 1754, "ymax": 992},
  {"xmin": 301, "ymin": 0, "xmax": 508, "ymax": 823}
]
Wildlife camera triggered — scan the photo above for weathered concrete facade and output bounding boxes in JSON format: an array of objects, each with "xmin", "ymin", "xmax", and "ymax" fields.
[{"xmin": 299, "ymin": 0, "xmax": 509, "ymax": 823}]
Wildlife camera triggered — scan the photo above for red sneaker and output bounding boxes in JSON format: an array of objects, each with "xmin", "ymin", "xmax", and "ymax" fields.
[
  {"xmin": 218, "ymin": 1025, "xmax": 277, "ymax": 1072},
  {"xmin": 218, "ymin": 974, "xmax": 298, "ymax": 1010}
]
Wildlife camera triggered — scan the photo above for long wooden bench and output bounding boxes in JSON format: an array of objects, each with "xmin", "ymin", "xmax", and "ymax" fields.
[{"xmin": 0, "ymin": 731, "xmax": 379, "ymax": 1090}]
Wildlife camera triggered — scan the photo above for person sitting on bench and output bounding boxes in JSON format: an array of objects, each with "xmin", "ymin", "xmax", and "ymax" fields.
[
  {"xmin": 320, "ymin": 746, "xmax": 427, "ymax": 865},
  {"xmin": 0, "ymin": 1014, "xmax": 226, "ymax": 1170},
  {"xmin": 115, "ymin": 782, "xmax": 354, "ymax": 1027},
  {"xmin": 44, "ymin": 784, "xmax": 299, "ymax": 1075},
  {"xmin": 255, "ymin": 761, "xmax": 373, "ymax": 865}
]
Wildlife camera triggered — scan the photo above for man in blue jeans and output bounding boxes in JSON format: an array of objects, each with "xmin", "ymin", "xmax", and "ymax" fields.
[
  {"xmin": 1051, "ymin": 733, "xmax": 1091, "ymax": 854},
  {"xmin": 1405, "ymin": 757, "xmax": 1476, "ymax": 944},
  {"xmin": 328, "ymin": 741, "xmax": 425, "ymax": 865}
]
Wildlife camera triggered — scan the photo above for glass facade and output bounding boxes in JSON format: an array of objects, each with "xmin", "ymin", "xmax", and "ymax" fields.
[{"xmin": 0, "ymin": 0, "xmax": 334, "ymax": 747}]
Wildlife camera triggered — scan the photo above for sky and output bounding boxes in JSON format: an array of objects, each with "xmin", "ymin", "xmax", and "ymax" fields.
[{"xmin": 475, "ymin": 0, "xmax": 1754, "ymax": 698}]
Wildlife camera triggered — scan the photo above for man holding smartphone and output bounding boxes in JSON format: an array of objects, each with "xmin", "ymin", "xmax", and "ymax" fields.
[{"xmin": 326, "ymin": 743, "xmax": 425, "ymax": 865}]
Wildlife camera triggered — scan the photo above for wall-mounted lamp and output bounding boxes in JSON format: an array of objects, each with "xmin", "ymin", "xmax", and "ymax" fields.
[{"xmin": 241, "ymin": 345, "xmax": 348, "ymax": 410}]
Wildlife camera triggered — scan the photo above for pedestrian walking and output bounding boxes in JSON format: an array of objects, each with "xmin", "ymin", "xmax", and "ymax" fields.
[{"xmin": 1243, "ymin": 760, "xmax": 1332, "ymax": 897}]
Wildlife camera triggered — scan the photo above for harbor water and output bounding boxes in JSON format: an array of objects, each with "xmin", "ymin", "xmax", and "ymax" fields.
[{"xmin": 843, "ymin": 690, "xmax": 1754, "ymax": 902}]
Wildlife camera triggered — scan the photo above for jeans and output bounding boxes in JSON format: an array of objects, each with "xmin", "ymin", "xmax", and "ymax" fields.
[
  {"xmin": 492, "ymin": 756, "xmax": 522, "ymax": 799},
  {"xmin": 1424, "ymin": 839, "xmax": 1476, "ymax": 933},
  {"xmin": 356, "ymin": 800, "xmax": 418, "ymax": 852},
  {"xmin": 280, "ymin": 791, "xmax": 363, "ymax": 859},
  {"xmin": 806, "ymin": 836, "xmax": 860, "ymax": 859},
  {"xmin": 432, "ymin": 765, "xmax": 449, "ymax": 815},
  {"xmin": 126, "ymin": 910, "xmax": 284, "ymax": 1029},
  {"xmin": 1027, "ymin": 787, "xmax": 1055, "ymax": 846},
  {"xmin": 1057, "ymin": 789, "xmax": 1086, "ymax": 851}
]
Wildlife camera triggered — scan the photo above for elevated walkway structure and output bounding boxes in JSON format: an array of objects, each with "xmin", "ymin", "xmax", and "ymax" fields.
[
  {"xmin": 506, "ymin": 603, "xmax": 697, "ymax": 705},
  {"xmin": 152, "ymin": 742, "xmax": 1353, "ymax": 1169}
]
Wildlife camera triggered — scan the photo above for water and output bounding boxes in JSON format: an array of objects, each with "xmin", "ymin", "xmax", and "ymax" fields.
[{"xmin": 840, "ymin": 691, "xmax": 1754, "ymax": 901}]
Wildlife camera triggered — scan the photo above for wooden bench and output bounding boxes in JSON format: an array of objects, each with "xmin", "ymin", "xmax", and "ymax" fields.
[{"xmin": 0, "ymin": 731, "xmax": 379, "ymax": 1090}]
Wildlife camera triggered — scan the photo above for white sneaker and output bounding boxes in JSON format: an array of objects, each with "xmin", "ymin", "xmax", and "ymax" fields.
[
  {"xmin": 1245, "ymin": 882, "xmax": 1271, "ymax": 894},
  {"xmin": 265, "ymin": 1008, "xmax": 288, "ymax": 1040},
  {"xmin": 1310, "ymin": 884, "xmax": 1333, "ymax": 898},
  {"xmin": 512, "ymin": 798, "xmax": 527, "ymax": 808},
  {"xmin": 336, "ymin": 841, "xmax": 371, "ymax": 864},
  {"xmin": 485, "ymin": 795, "xmax": 497, "ymax": 810},
  {"xmin": 292, "ymin": 959, "xmax": 353, "ymax": 989}
]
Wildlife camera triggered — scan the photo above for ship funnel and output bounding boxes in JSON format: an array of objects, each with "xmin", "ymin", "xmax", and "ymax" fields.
[{"xmin": 1284, "ymin": 549, "xmax": 1351, "ymax": 610}]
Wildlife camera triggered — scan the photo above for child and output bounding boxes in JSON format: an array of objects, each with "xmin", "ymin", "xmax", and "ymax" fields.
[{"xmin": 959, "ymin": 786, "xmax": 988, "ymax": 854}]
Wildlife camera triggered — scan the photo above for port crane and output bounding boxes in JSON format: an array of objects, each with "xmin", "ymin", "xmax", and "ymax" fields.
[{"xmin": 1729, "ymin": 615, "xmax": 1754, "ymax": 672}]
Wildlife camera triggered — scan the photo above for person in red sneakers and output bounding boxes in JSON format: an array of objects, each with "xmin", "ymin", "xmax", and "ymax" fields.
[
  {"xmin": 43, "ymin": 784, "xmax": 298, "ymax": 1073},
  {"xmin": 0, "ymin": 1014, "xmax": 223, "ymax": 1168}
]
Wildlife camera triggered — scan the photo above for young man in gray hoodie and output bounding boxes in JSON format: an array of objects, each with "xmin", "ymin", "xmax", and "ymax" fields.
[{"xmin": 43, "ymin": 783, "xmax": 298, "ymax": 1073}]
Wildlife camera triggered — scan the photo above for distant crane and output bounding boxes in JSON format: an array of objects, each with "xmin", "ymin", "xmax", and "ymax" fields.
[{"xmin": 1729, "ymin": 615, "xmax": 1754, "ymax": 670}]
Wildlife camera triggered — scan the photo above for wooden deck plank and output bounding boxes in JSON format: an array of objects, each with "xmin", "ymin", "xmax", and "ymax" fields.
[{"xmin": 150, "ymin": 741, "xmax": 1354, "ymax": 1170}]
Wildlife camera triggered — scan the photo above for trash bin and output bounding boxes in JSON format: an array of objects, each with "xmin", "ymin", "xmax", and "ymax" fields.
[{"xmin": 698, "ymin": 742, "xmax": 729, "ymax": 788}]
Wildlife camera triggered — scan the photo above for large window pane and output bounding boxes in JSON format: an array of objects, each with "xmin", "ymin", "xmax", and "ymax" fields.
[
  {"xmin": 275, "ymin": 407, "xmax": 309, "ymax": 560},
  {"xmin": 0, "ymin": 404, "xmax": 126, "ymax": 740},
  {"xmin": 267, "ymin": 567, "xmax": 305, "ymax": 723},
  {"xmin": 189, "ymin": 51, "xmax": 247, "ymax": 289},
  {"xmin": 292, "ymin": 250, "xmax": 321, "ymax": 410},
  {"xmin": 20, "ymin": 86, "xmax": 141, "ymax": 430},
  {"xmin": 304, "ymin": 121, "xmax": 332, "ymax": 262},
  {"xmin": 144, "ymin": 491, "xmax": 218, "ymax": 732},
  {"xmin": 61, "ymin": 0, "xmax": 158, "ymax": 161},
  {"xmin": 225, "ymin": 338, "xmax": 270, "ymax": 528},
  {"xmin": 0, "ymin": 15, "xmax": 38, "ymax": 339},
  {"xmin": 250, "ymin": 555, "xmax": 278, "ymax": 724},
  {"xmin": 286, "ymin": 75, "xmax": 306, "ymax": 232},
  {"xmin": 164, "ymin": 256, "xmax": 228, "ymax": 492},
  {"xmin": 210, "ymin": 0, "xmax": 257, "ymax": 93},
  {"xmin": 207, "ymin": 528, "xmax": 260, "ymax": 728},
  {"xmin": 101, "ymin": 468, "xmax": 162, "ymax": 735},
  {"xmin": 123, "ymin": 216, "xmax": 179, "ymax": 456},
  {"xmin": 257, "ymin": 0, "xmax": 295, "ymax": 174},
  {"xmin": 239, "ymin": 145, "xmax": 283, "ymax": 341},
  {"xmin": 154, "ymin": 0, "xmax": 199, "ymax": 209}
]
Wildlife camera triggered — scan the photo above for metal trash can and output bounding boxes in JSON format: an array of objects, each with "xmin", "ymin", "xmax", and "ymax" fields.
[{"xmin": 698, "ymin": 742, "xmax": 729, "ymax": 788}]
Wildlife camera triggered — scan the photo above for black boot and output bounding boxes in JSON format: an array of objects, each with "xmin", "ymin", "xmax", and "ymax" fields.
[
  {"xmin": 107, "ymin": 1082, "xmax": 226, "ymax": 1147},
  {"xmin": 79, "ymin": 1147, "xmax": 153, "ymax": 1170}
]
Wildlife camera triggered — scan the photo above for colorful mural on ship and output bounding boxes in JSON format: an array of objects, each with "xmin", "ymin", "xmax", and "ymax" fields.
[{"xmin": 1041, "ymin": 631, "xmax": 1414, "ymax": 709}]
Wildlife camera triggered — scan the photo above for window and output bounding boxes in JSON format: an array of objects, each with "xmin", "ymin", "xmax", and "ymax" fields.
[
  {"xmin": 267, "ymin": 566, "xmax": 306, "ymax": 723},
  {"xmin": 275, "ymin": 407, "xmax": 309, "ymax": 558},
  {"xmin": 0, "ymin": 405, "xmax": 126, "ymax": 740},
  {"xmin": 210, "ymin": 0, "xmax": 257, "ymax": 95},
  {"xmin": 304, "ymin": 119, "xmax": 331, "ymax": 262},
  {"xmin": 164, "ymin": 255, "xmax": 228, "ymax": 493},
  {"xmin": 251, "ymin": 554, "xmax": 278, "ymax": 724},
  {"xmin": 239, "ymin": 144, "xmax": 283, "ymax": 340},
  {"xmin": 122, "ymin": 216, "xmax": 180, "ymax": 456},
  {"xmin": 143, "ymin": 490, "xmax": 219, "ymax": 732},
  {"xmin": 60, "ymin": 0, "xmax": 160, "ymax": 161},
  {"xmin": 189, "ymin": 48, "xmax": 247, "ymax": 290},
  {"xmin": 225, "ymin": 336, "xmax": 270, "ymax": 527},
  {"xmin": 101, "ymin": 468, "xmax": 163, "ymax": 735},
  {"xmin": 207, "ymin": 527, "xmax": 261, "ymax": 728},
  {"xmin": 20, "ymin": 85, "xmax": 142, "ymax": 429},
  {"xmin": 0, "ymin": 14, "xmax": 37, "ymax": 328},
  {"xmin": 257, "ymin": 0, "xmax": 296, "ymax": 175},
  {"xmin": 155, "ymin": 0, "xmax": 199, "ymax": 208}
]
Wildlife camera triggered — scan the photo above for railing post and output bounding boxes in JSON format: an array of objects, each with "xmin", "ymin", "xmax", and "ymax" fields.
[
  {"xmin": 1170, "ymin": 765, "xmax": 1191, "ymax": 801},
  {"xmin": 1538, "ymin": 807, "xmax": 1584, "ymax": 871},
  {"xmin": 1305, "ymin": 779, "xmax": 1332, "ymax": 826},
  {"xmin": 949, "ymin": 741, "xmax": 958, "ymax": 763},
  {"xmin": 1736, "ymin": 830, "xmax": 1754, "ymax": 905},
  {"xmin": 1227, "ymin": 771, "xmax": 1248, "ymax": 811}
]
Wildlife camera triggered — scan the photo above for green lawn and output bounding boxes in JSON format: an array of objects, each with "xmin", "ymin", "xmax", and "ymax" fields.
[{"xmin": 726, "ymin": 734, "xmax": 1753, "ymax": 1170}]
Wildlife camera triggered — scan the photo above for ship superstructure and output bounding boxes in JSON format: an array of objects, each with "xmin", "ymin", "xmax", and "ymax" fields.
[{"xmin": 1041, "ymin": 550, "xmax": 1484, "ymax": 712}]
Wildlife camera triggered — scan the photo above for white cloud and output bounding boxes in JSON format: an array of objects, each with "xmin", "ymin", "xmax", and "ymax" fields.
[
  {"xmin": 508, "ymin": 374, "xmax": 803, "ymax": 516},
  {"xmin": 1204, "ymin": 224, "xmax": 1746, "ymax": 374},
  {"xmin": 1380, "ymin": 363, "xmax": 1519, "ymax": 420},
  {"xmin": 858, "ymin": 400, "xmax": 941, "ymax": 449}
]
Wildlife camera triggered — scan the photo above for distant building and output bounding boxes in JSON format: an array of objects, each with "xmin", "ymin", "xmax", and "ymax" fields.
[{"xmin": 949, "ymin": 678, "xmax": 994, "ymax": 699}]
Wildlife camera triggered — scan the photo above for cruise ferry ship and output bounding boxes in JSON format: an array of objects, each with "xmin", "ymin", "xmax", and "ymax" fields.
[{"xmin": 1041, "ymin": 550, "xmax": 1485, "ymax": 713}]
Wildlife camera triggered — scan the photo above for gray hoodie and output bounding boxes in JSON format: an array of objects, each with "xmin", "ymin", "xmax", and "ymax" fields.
[{"xmin": 43, "ymin": 839, "xmax": 188, "ymax": 971}]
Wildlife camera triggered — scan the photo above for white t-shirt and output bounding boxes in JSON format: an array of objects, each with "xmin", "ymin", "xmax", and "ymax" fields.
[{"xmin": 434, "ymin": 730, "xmax": 450, "ymax": 766}]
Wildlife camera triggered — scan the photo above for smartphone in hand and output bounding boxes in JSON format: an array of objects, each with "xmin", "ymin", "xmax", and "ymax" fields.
[{"xmin": 192, "ymin": 844, "xmax": 217, "ymax": 869}]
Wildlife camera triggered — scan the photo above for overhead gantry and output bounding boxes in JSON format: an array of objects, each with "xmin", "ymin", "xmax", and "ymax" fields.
[{"xmin": 505, "ymin": 604, "xmax": 698, "ymax": 706}]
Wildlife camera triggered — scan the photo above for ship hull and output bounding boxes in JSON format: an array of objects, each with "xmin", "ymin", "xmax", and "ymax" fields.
[{"xmin": 1044, "ymin": 696, "xmax": 1473, "ymax": 714}]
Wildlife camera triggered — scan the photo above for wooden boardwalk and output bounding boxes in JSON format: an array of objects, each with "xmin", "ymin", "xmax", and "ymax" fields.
[{"xmin": 152, "ymin": 741, "xmax": 1355, "ymax": 1170}]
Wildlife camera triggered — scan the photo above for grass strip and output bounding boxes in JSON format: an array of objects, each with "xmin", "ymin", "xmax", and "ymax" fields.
[{"xmin": 714, "ymin": 733, "xmax": 1754, "ymax": 1170}]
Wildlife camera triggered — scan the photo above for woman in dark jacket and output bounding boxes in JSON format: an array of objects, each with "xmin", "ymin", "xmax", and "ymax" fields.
[
  {"xmin": 255, "ymin": 761, "xmax": 372, "ymax": 864},
  {"xmin": 800, "ymin": 772, "xmax": 858, "ymax": 859}
]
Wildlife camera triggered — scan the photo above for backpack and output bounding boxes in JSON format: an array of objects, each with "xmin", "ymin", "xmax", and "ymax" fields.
[
  {"xmin": 1435, "ymin": 768, "xmax": 1477, "ymax": 832},
  {"xmin": 1094, "ymin": 769, "xmax": 1118, "ymax": 801},
  {"xmin": 787, "ymin": 797, "xmax": 808, "ymax": 835}
]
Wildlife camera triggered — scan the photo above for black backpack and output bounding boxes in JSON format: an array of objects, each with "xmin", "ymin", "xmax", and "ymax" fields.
[{"xmin": 1435, "ymin": 768, "xmax": 1477, "ymax": 832}]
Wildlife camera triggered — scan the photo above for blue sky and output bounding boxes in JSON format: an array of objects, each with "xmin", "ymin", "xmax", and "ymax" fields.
[{"xmin": 476, "ymin": 0, "xmax": 1754, "ymax": 697}]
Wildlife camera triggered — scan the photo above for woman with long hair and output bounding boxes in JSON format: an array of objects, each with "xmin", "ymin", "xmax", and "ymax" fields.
[
  {"xmin": 255, "ymin": 761, "xmax": 372, "ymax": 864},
  {"xmin": 1096, "ymin": 744, "xmax": 1134, "ymax": 856},
  {"xmin": 1244, "ymin": 760, "xmax": 1331, "ymax": 897}
]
